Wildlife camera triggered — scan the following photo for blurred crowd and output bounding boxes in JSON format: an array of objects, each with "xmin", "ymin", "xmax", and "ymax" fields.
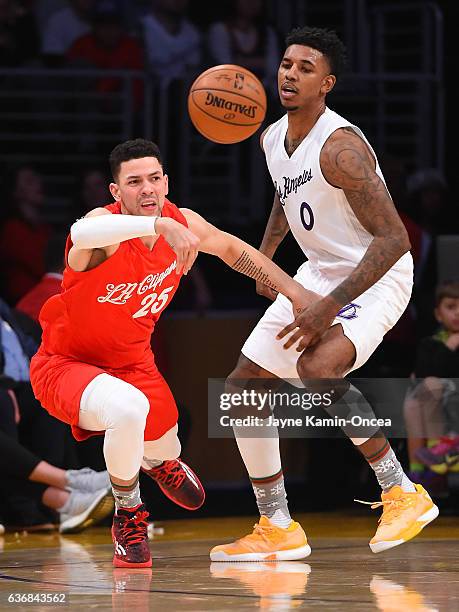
[
  {"xmin": 0, "ymin": 0, "xmax": 281, "ymax": 90},
  {"xmin": 1, "ymin": 0, "xmax": 458, "ymax": 533}
]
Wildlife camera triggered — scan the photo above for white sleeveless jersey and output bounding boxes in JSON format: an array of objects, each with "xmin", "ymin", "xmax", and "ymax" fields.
[{"xmin": 263, "ymin": 107, "xmax": 413, "ymax": 281}]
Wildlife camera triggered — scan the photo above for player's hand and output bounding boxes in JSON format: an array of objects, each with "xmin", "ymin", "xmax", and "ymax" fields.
[
  {"xmin": 277, "ymin": 296, "xmax": 340, "ymax": 352},
  {"xmin": 256, "ymin": 280, "xmax": 278, "ymax": 301},
  {"xmin": 288, "ymin": 283, "xmax": 321, "ymax": 317},
  {"xmin": 155, "ymin": 218, "xmax": 200, "ymax": 275}
]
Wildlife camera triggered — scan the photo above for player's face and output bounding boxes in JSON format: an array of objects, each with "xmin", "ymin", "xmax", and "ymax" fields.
[
  {"xmin": 278, "ymin": 45, "xmax": 335, "ymax": 111},
  {"xmin": 110, "ymin": 157, "xmax": 169, "ymax": 217},
  {"xmin": 435, "ymin": 297, "xmax": 459, "ymax": 333}
]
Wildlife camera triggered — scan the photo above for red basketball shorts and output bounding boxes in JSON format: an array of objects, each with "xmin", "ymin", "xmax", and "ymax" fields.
[{"xmin": 30, "ymin": 350, "xmax": 178, "ymax": 442}]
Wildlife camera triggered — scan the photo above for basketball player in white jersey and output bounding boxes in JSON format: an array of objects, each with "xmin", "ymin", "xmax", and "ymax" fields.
[{"xmin": 210, "ymin": 26, "xmax": 438, "ymax": 561}]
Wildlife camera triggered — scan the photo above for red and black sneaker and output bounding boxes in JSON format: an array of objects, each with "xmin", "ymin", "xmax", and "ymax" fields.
[
  {"xmin": 111, "ymin": 503, "xmax": 152, "ymax": 568},
  {"xmin": 141, "ymin": 459, "xmax": 205, "ymax": 510}
]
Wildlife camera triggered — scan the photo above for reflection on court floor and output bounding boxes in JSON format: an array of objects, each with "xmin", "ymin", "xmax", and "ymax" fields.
[{"xmin": 0, "ymin": 513, "xmax": 457, "ymax": 610}]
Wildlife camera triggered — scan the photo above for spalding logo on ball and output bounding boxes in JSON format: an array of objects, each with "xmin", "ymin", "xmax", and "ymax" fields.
[{"xmin": 188, "ymin": 65, "xmax": 267, "ymax": 144}]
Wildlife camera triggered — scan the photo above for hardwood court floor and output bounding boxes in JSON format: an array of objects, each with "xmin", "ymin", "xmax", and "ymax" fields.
[{"xmin": 1, "ymin": 513, "xmax": 458, "ymax": 610}]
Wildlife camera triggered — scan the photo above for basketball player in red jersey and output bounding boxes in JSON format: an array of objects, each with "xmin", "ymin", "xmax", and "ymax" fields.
[{"xmin": 30, "ymin": 139, "xmax": 314, "ymax": 568}]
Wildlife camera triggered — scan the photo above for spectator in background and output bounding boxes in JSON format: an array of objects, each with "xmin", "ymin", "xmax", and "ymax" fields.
[
  {"xmin": 75, "ymin": 168, "xmax": 111, "ymax": 216},
  {"xmin": 0, "ymin": 166, "xmax": 51, "ymax": 304},
  {"xmin": 0, "ymin": 298, "xmax": 112, "ymax": 532},
  {"xmin": 67, "ymin": 0, "xmax": 144, "ymax": 110},
  {"xmin": 406, "ymin": 169, "xmax": 457, "ymax": 336},
  {"xmin": 16, "ymin": 232, "xmax": 67, "ymax": 323},
  {"xmin": 404, "ymin": 280, "xmax": 459, "ymax": 494},
  {"xmin": 33, "ymin": 0, "xmax": 66, "ymax": 34},
  {"xmin": 379, "ymin": 156, "xmax": 433, "ymax": 289},
  {"xmin": 41, "ymin": 0, "xmax": 94, "ymax": 66},
  {"xmin": 377, "ymin": 156, "xmax": 432, "ymax": 373},
  {"xmin": 0, "ymin": 389, "xmax": 112, "ymax": 532},
  {"xmin": 0, "ymin": 0, "xmax": 40, "ymax": 66},
  {"xmin": 142, "ymin": 0, "xmax": 202, "ymax": 86},
  {"xmin": 207, "ymin": 0, "xmax": 279, "ymax": 96}
]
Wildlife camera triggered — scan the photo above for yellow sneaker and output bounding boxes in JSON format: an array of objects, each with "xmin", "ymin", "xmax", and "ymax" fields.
[
  {"xmin": 210, "ymin": 515, "xmax": 311, "ymax": 561},
  {"xmin": 357, "ymin": 484, "xmax": 439, "ymax": 554}
]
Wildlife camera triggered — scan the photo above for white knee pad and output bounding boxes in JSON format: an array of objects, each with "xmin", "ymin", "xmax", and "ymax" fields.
[
  {"xmin": 80, "ymin": 373, "xmax": 149, "ymax": 430},
  {"xmin": 79, "ymin": 373, "xmax": 150, "ymax": 480},
  {"xmin": 108, "ymin": 395, "xmax": 149, "ymax": 431},
  {"xmin": 142, "ymin": 424, "xmax": 181, "ymax": 468}
]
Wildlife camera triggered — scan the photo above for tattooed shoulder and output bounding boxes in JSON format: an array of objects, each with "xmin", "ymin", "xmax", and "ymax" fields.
[{"xmin": 320, "ymin": 128, "xmax": 377, "ymax": 190}]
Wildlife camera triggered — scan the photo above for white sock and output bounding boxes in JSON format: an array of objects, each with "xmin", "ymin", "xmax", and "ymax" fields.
[
  {"xmin": 268, "ymin": 508, "xmax": 292, "ymax": 529},
  {"xmin": 401, "ymin": 473, "xmax": 416, "ymax": 493}
]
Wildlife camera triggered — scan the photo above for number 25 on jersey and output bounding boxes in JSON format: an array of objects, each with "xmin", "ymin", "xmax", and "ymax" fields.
[{"xmin": 132, "ymin": 285, "xmax": 174, "ymax": 319}]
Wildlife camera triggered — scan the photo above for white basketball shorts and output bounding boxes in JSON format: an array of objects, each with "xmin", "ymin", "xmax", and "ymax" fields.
[{"xmin": 242, "ymin": 261, "xmax": 413, "ymax": 385}]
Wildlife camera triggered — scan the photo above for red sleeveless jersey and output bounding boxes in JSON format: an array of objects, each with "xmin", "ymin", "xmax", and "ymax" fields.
[{"xmin": 38, "ymin": 199, "xmax": 186, "ymax": 370}]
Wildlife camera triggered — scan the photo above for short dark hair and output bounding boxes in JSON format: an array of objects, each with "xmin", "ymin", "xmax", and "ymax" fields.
[
  {"xmin": 285, "ymin": 26, "xmax": 347, "ymax": 78},
  {"xmin": 435, "ymin": 280, "xmax": 459, "ymax": 306},
  {"xmin": 109, "ymin": 139, "xmax": 163, "ymax": 181}
]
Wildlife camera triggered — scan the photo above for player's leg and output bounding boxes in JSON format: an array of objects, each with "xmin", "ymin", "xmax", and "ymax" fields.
[
  {"xmin": 296, "ymin": 325, "xmax": 417, "ymax": 491},
  {"xmin": 79, "ymin": 373, "xmax": 149, "ymax": 508},
  {"xmin": 227, "ymin": 354, "xmax": 291, "ymax": 526},
  {"xmin": 142, "ymin": 425, "xmax": 205, "ymax": 510},
  {"xmin": 296, "ymin": 324, "xmax": 438, "ymax": 553},
  {"xmin": 210, "ymin": 354, "xmax": 311, "ymax": 562},
  {"xmin": 211, "ymin": 284, "xmax": 314, "ymax": 561},
  {"xmin": 139, "ymin": 371, "xmax": 204, "ymax": 510},
  {"xmin": 231, "ymin": 290, "xmax": 312, "ymax": 531},
  {"xmin": 78, "ymin": 373, "xmax": 151, "ymax": 567}
]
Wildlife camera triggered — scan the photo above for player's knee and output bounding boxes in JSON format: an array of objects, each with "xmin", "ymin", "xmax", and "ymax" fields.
[
  {"xmin": 109, "ymin": 385, "xmax": 149, "ymax": 430},
  {"xmin": 296, "ymin": 355, "xmax": 326, "ymax": 380}
]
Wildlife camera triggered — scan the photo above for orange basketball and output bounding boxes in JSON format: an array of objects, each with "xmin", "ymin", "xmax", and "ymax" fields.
[{"xmin": 187, "ymin": 65, "xmax": 267, "ymax": 144}]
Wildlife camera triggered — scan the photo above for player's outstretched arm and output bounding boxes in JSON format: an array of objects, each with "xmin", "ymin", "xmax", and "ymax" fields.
[
  {"xmin": 180, "ymin": 208, "xmax": 317, "ymax": 312},
  {"xmin": 69, "ymin": 208, "xmax": 200, "ymax": 274},
  {"xmin": 70, "ymin": 208, "xmax": 155, "ymax": 250}
]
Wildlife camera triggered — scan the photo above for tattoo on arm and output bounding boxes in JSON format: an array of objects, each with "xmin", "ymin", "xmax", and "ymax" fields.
[
  {"xmin": 232, "ymin": 251, "xmax": 278, "ymax": 290},
  {"xmin": 320, "ymin": 128, "xmax": 410, "ymax": 307}
]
